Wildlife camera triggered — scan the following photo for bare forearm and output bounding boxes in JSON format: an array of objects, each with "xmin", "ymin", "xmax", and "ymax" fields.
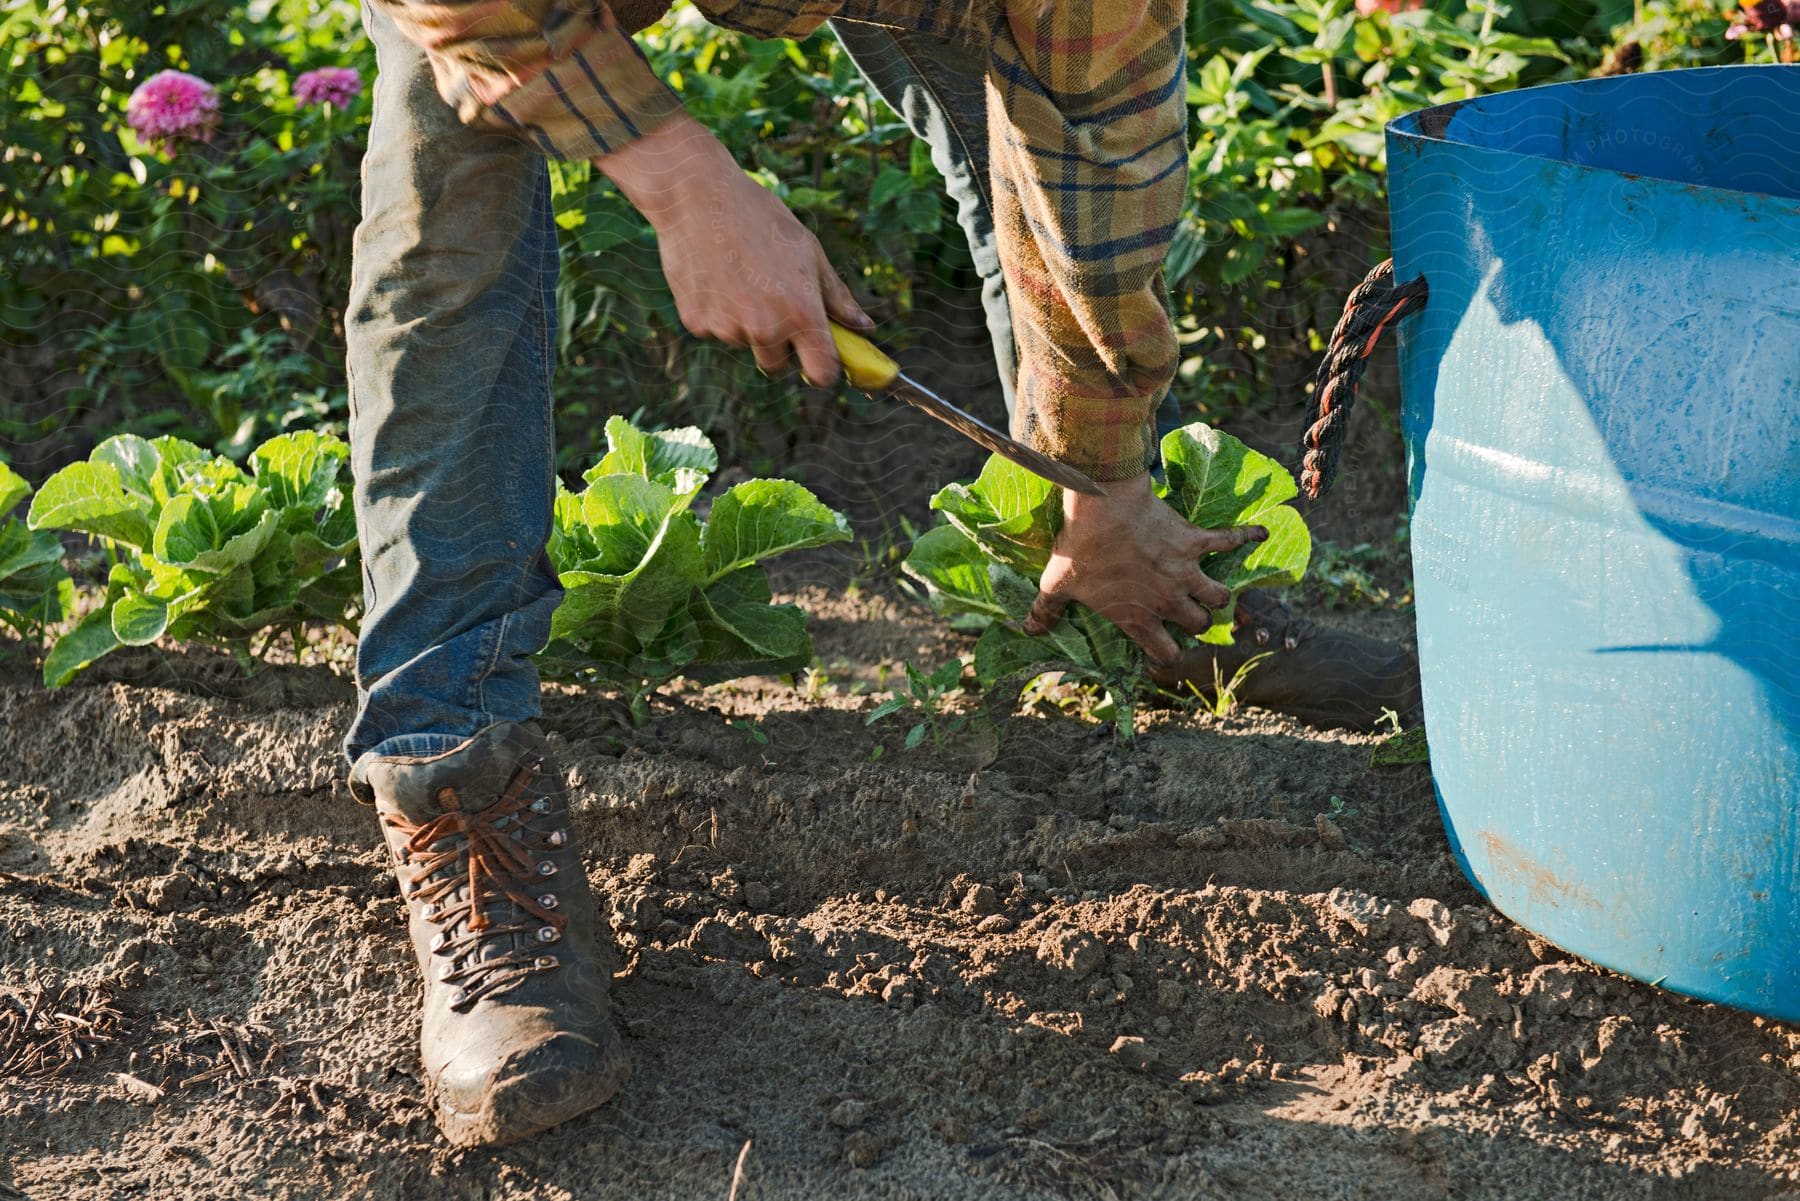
[{"xmin": 593, "ymin": 114, "xmax": 737, "ymax": 223}]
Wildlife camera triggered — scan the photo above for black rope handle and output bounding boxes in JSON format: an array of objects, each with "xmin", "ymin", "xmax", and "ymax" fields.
[{"xmin": 1299, "ymin": 259, "xmax": 1429, "ymax": 501}]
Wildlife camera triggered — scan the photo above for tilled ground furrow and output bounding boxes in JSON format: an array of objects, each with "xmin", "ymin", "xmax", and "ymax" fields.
[{"xmin": 4, "ymin": 624, "xmax": 1799, "ymax": 1199}]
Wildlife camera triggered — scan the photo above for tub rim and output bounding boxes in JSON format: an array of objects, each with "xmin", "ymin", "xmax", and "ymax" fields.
[{"xmin": 1385, "ymin": 64, "xmax": 1800, "ymax": 210}]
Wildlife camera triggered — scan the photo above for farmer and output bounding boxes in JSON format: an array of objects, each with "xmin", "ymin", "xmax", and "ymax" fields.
[{"xmin": 343, "ymin": 0, "xmax": 1418, "ymax": 1147}]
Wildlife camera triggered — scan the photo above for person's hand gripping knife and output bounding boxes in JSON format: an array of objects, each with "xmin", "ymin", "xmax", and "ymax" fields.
[{"xmin": 598, "ymin": 112, "xmax": 1268, "ymax": 665}]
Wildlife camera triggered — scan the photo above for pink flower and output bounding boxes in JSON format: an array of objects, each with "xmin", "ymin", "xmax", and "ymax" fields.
[
  {"xmin": 125, "ymin": 69, "xmax": 220, "ymax": 152},
  {"xmin": 1356, "ymin": 0, "xmax": 1424, "ymax": 14},
  {"xmin": 293, "ymin": 67, "xmax": 362, "ymax": 109},
  {"xmin": 1739, "ymin": 0, "xmax": 1789, "ymax": 29}
]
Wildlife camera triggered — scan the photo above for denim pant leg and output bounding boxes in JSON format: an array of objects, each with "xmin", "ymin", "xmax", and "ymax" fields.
[
  {"xmin": 342, "ymin": 1, "xmax": 562, "ymax": 768},
  {"xmin": 831, "ymin": 21, "xmax": 1182, "ymax": 451},
  {"xmin": 830, "ymin": 21, "xmax": 1018, "ymax": 421}
]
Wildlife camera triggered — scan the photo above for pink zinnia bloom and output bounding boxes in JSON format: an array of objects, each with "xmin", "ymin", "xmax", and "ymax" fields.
[
  {"xmin": 1356, "ymin": 0, "xmax": 1424, "ymax": 14},
  {"xmin": 1740, "ymin": 0, "xmax": 1788, "ymax": 28},
  {"xmin": 125, "ymin": 69, "xmax": 220, "ymax": 151},
  {"xmin": 293, "ymin": 67, "xmax": 362, "ymax": 108}
]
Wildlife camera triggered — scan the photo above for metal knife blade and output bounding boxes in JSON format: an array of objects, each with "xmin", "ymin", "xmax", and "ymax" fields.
[{"xmin": 888, "ymin": 371, "xmax": 1108, "ymax": 497}]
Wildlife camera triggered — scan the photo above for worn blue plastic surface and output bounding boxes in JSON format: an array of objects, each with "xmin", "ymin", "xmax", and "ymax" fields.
[{"xmin": 1386, "ymin": 67, "xmax": 1800, "ymax": 1020}]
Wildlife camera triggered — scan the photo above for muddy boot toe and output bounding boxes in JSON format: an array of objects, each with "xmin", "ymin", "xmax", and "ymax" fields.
[{"xmin": 434, "ymin": 1027, "xmax": 627, "ymax": 1148}]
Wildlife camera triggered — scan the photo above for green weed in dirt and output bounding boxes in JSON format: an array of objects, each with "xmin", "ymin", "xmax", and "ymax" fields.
[
  {"xmin": 27, "ymin": 430, "xmax": 361, "ymax": 686},
  {"xmin": 1185, "ymin": 649, "xmax": 1276, "ymax": 719},
  {"xmin": 864, "ymin": 657, "xmax": 974, "ymax": 751},
  {"xmin": 538, "ymin": 416, "xmax": 852, "ymax": 721},
  {"xmin": 1370, "ymin": 708, "xmax": 1431, "ymax": 766},
  {"xmin": 903, "ymin": 422, "xmax": 1311, "ymax": 737}
]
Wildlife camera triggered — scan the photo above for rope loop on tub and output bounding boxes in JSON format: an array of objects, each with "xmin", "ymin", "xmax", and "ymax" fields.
[{"xmin": 1299, "ymin": 259, "xmax": 1429, "ymax": 501}]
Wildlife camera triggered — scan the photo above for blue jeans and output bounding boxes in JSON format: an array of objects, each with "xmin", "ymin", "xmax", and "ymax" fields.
[{"xmin": 343, "ymin": 11, "xmax": 1016, "ymax": 767}]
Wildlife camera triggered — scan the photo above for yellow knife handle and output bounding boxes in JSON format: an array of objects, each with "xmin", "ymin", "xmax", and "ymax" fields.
[{"xmin": 829, "ymin": 321, "xmax": 901, "ymax": 391}]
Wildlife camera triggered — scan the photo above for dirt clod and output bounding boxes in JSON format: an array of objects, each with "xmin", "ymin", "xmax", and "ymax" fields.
[
  {"xmin": 841, "ymin": 1130, "xmax": 883, "ymax": 1169},
  {"xmin": 1414, "ymin": 966, "xmax": 1511, "ymax": 1023},
  {"xmin": 1327, "ymin": 886, "xmax": 1400, "ymax": 938},
  {"xmin": 1036, "ymin": 927, "xmax": 1104, "ymax": 980},
  {"xmin": 1407, "ymin": 896, "xmax": 1467, "ymax": 950},
  {"xmin": 143, "ymin": 873, "xmax": 190, "ymax": 913},
  {"xmin": 960, "ymin": 883, "xmax": 999, "ymax": 916},
  {"xmin": 828, "ymin": 1099, "xmax": 872, "ymax": 1129}
]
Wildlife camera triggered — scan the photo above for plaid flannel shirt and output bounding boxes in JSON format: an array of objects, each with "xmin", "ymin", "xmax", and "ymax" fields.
[{"xmin": 377, "ymin": 0, "xmax": 1187, "ymax": 481}]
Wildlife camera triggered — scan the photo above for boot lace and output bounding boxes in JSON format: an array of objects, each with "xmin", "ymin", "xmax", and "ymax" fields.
[{"xmin": 383, "ymin": 756, "xmax": 571, "ymax": 1011}]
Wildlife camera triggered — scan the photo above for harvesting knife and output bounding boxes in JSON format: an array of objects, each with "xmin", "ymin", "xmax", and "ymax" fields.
[{"xmin": 828, "ymin": 321, "xmax": 1107, "ymax": 497}]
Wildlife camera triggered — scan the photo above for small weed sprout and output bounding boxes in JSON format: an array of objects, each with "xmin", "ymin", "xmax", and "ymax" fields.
[
  {"xmin": 728, "ymin": 719, "xmax": 769, "ymax": 746},
  {"xmin": 801, "ymin": 662, "xmax": 833, "ymax": 702},
  {"xmin": 865, "ymin": 657, "xmax": 971, "ymax": 751},
  {"xmin": 1370, "ymin": 706, "xmax": 1430, "ymax": 766},
  {"xmin": 1185, "ymin": 650, "xmax": 1274, "ymax": 719}
]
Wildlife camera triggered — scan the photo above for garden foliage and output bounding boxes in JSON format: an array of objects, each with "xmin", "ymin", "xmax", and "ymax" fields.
[
  {"xmin": 539, "ymin": 416, "xmax": 852, "ymax": 717},
  {"xmin": 27, "ymin": 431, "xmax": 360, "ymax": 686},
  {"xmin": 5, "ymin": 0, "xmax": 1735, "ymax": 476},
  {"xmin": 904, "ymin": 424, "xmax": 1311, "ymax": 735},
  {"xmin": 1, "ymin": 0, "xmax": 371, "ymax": 460},
  {"xmin": 0, "ymin": 1, "xmax": 951, "ymax": 475}
]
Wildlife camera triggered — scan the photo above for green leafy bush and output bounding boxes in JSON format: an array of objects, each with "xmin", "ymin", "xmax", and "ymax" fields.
[
  {"xmin": 3, "ymin": 0, "xmax": 1734, "ymax": 482},
  {"xmin": 903, "ymin": 424, "xmax": 1310, "ymax": 735},
  {"xmin": 1, "ymin": 0, "xmax": 370, "ymax": 460},
  {"xmin": 27, "ymin": 431, "xmax": 360, "ymax": 686},
  {"xmin": 539, "ymin": 416, "xmax": 852, "ymax": 717},
  {"xmin": 0, "ymin": 463, "xmax": 75, "ymax": 644},
  {"xmin": 1170, "ymin": 0, "xmax": 1597, "ymax": 418},
  {"xmin": 1, "ymin": 0, "xmax": 956, "ymax": 477},
  {"xmin": 1609, "ymin": 0, "xmax": 1744, "ymax": 69}
]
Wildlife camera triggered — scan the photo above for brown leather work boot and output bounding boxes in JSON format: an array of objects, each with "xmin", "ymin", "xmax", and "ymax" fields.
[
  {"xmin": 1151, "ymin": 590, "xmax": 1423, "ymax": 732},
  {"xmin": 349, "ymin": 721, "xmax": 627, "ymax": 1147}
]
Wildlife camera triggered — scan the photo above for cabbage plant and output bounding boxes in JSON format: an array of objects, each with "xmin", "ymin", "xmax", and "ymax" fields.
[
  {"xmin": 902, "ymin": 423, "xmax": 1311, "ymax": 735},
  {"xmin": 0, "ymin": 463, "xmax": 75, "ymax": 645},
  {"xmin": 28, "ymin": 431, "xmax": 359, "ymax": 686},
  {"xmin": 539, "ymin": 417, "xmax": 852, "ymax": 720}
]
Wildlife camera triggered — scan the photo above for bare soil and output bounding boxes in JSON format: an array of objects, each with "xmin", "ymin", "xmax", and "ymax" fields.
[{"xmin": 4, "ymin": 571, "xmax": 1800, "ymax": 1201}]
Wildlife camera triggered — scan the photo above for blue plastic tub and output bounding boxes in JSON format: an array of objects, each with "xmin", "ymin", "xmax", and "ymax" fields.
[{"xmin": 1386, "ymin": 66, "xmax": 1800, "ymax": 1020}]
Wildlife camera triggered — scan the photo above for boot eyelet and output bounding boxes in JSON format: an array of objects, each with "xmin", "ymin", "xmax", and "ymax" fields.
[
  {"xmin": 530, "ymin": 798, "xmax": 551, "ymax": 814},
  {"xmin": 438, "ymin": 962, "xmax": 456, "ymax": 981},
  {"xmin": 547, "ymin": 830, "xmax": 567, "ymax": 847},
  {"xmin": 450, "ymin": 988, "xmax": 471, "ymax": 1008},
  {"xmin": 535, "ymin": 955, "xmax": 558, "ymax": 970},
  {"xmin": 1254, "ymin": 627, "xmax": 1272, "ymax": 647},
  {"xmin": 429, "ymin": 932, "xmax": 446, "ymax": 951},
  {"xmin": 538, "ymin": 893, "xmax": 559, "ymax": 910},
  {"xmin": 537, "ymin": 862, "xmax": 557, "ymax": 877},
  {"xmin": 420, "ymin": 902, "xmax": 439, "ymax": 919},
  {"xmin": 537, "ymin": 926, "xmax": 560, "ymax": 943}
]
